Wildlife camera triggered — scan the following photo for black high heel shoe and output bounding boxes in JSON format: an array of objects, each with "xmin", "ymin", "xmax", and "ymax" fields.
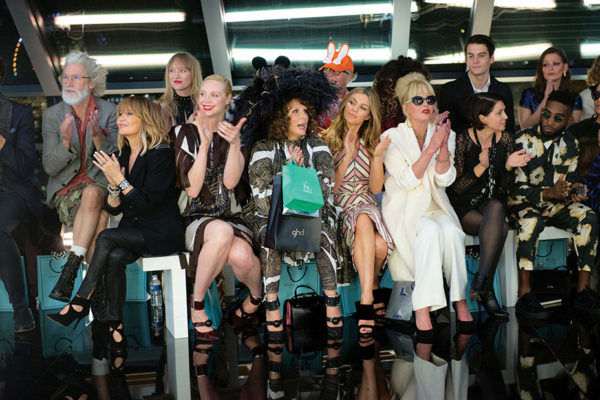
[
  {"xmin": 47, "ymin": 296, "xmax": 90, "ymax": 329},
  {"xmin": 480, "ymin": 290, "xmax": 509, "ymax": 320},
  {"xmin": 468, "ymin": 272, "xmax": 486, "ymax": 302},
  {"xmin": 453, "ymin": 303, "xmax": 476, "ymax": 334}
]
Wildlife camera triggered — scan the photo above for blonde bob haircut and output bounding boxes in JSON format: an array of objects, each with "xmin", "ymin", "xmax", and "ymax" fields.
[
  {"xmin": 202, "ymin": 74, "xmax": 233, "ymax": 98},
  {"xmin": 159, "ymin": 52, "xmax": 203, "ymax": 118},
  {"xmin": 395, "ymin": 72, "xmax": 437, "ymax": 118},
  {"xmin": 323, "ymin": 87, "xmax": 382, "ymax": 157},
  {"xmin": 117, "ymin": 96, "xmax": 169, "ymax": 156}
]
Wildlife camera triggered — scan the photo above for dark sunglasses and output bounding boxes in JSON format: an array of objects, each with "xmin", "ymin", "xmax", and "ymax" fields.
[
  {"xmin": 406, "ymin": 95, "xmax": 437, "ymax": 106},
  {"xmin": 541, "ymin": 109, "xmax": 566, "ymax": 123},
  {"xmin": 592, "ymin": 91, "xmax": 600, "ymax": 101}
]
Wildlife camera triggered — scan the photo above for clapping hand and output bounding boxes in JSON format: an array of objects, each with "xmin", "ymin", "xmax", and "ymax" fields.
[
  {"xmin": 343, "ymin": 129, "xmax": 359, "ymax": 160},
  {"xmin": 217, "ymin": 118, "xmax": 246, "ymax": 146},
  {"xmin": 479, "ymin": 145, "xmax": 490, "ymax": 169},
  {"xmin": 373, "ymin": 135, "xmax": 392, "ymax": 158},
  {"xmin": 505, "ymin": 149, "xmax": 533, "ymax": 170},
  {"xmin": 60, "ymin": 113, "xmax": 75, "ymax": 148},
  {"xmin": 288, "ymin": 145, "xmax": 305, "ymax": 166},
  {"xmin": 93, "ymin": 150, "xmax": 125, "ymax": 187},
  {"xmin": 548, "ymin": 174, "xmax": 571, "ymax": 200}
]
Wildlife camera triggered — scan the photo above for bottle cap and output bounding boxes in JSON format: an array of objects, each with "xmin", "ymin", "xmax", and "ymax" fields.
[{"xmin": 152, "ymin": 274, "xmax": 158, "ymax": 279}]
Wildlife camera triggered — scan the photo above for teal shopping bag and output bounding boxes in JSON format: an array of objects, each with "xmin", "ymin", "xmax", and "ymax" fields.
[
  {"xmin": 282, "ymin": 162, "xmax": 324, "ymax": 213},
  {"xmin": 38, "ymin": 255, "xmax": 83, "ymax": 310},
  {"xmin": 125, "ymin": 262, "xmax": 148, "ymax": 302},
  {"xmin": 38, "ymin": 308, "xmax": 86, "ymax": 358},
  {"xmin": 0, "ymin": 257, "xmax": 26, "ymax": 311},
  {"xmin": 338, "ymin": 272, "xmax": 361, "ymax": 317},
  {"xmin": 534, "ymin": 239, "xmax": 567, "ymax": 270}
]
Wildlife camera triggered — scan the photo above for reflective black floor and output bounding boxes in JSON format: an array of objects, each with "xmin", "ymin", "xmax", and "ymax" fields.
[{"xmin": 1, "ymin": 301, "xmax": 599, "ymax": 399}]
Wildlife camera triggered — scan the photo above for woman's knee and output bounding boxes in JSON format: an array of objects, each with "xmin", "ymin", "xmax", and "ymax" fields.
[
  {"xmin": 356, "ymin": 214, "xmax": 373, "ymax": 231},
  {"xmin": 229, "ymin": 242, "xmax": 258, "ymax": 273},
  {"xmin": 106, "ymin": 247, "xmax": 132, "ymax": 266},
  {"xmin": 374, "ymin": 234, "xmax": 388, "ymax": 260},
  {"xmin": 204, "ymin": 221, "xmax": 234, "ymax": 247}
]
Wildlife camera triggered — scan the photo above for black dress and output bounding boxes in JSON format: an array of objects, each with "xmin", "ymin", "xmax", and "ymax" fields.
[{"xmin": 448, "ymin": 128, "xmax": 515, "ymax": 220}]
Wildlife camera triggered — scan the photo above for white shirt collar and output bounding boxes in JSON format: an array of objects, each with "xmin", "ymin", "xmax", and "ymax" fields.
[{"xmin": 468, "ymin": 73, "xmax": 491, "ymax": 93}]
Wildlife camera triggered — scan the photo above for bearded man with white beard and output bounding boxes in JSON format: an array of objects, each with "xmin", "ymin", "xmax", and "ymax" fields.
[{"xmin": 42, "ymin": 51, "xmax": 117, "ymax": 306}]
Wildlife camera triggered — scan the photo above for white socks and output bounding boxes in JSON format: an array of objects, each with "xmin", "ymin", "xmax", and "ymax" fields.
[{"xmin": 71, "ymin": 245, "xmax": 87, "ymax": 257}]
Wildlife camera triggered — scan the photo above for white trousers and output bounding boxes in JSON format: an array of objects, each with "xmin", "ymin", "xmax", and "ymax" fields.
[{"xmin": 412, "ymin": 212, "xmax": 467, "ymax": 312}]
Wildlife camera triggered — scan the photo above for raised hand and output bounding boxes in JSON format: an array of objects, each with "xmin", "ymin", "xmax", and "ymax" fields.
[
  {"xmin": 88, "ymin": 110, "xmax": 102, "ymax": 138},
  {"xmin": 288, "ymin": 145, "xmax": 305, "ymax": 167},
  {"xmin": 434, "ymin": 110, "xmax": 450, "ymax": 126},
  {"xmin": 479, "ymin": 145, "xmax": 490, "ymax": 169},
  {"xmin": 60, "ymin": 113, "xmax": 75, "ymax": 149},
  {"xmin": 217, "ymin": 117, "xmax": 246, "ymax": 146},
  {"xmin": 93, "ymin": 150, "xmax": 124, "ymax": 187},
  {"xmin": 343, "ymin": 128, "xmax": 359, "ymax": 160},
  {"xmin": 373, "ymin": 135, "xmax": 391, "ymax": 158},
  {"xmin": 506, "ymin": 149, "xmax": 534, "ymax": 169}
]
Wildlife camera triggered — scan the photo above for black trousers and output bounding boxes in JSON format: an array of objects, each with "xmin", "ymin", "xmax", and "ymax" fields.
[
  {"xmin": 79, "ymin": 227, "xmax": 147, "ymax": 321},
  {"xmin": 0, "ymin": 192, "xmax": 28, "ymax": 310}
]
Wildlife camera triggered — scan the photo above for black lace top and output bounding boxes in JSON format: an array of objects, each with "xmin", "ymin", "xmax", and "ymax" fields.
[
  {"xmin": 174, "ymin": 93, "xmax": 194, "ymax": 125},
  {"xmin": 448, "ymin": 128, "xmax": 515, "ymax": 219}
]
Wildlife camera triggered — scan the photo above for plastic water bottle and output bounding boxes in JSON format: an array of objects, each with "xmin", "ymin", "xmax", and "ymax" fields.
[{"xmin": 150, "ymin": 274, "xmax": 163, "ymax": 337}]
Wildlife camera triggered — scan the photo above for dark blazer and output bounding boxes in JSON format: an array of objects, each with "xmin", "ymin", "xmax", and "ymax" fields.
[
  {"xmin": 439, "ymin": 72, "xmax": 515, "ymax": 133},
  {"xmin": 0, "ymin": 98, "xmax": 43, "ymax": 216},
  {"xmin": 104, "ymin": 144, "xmax": 184, "ymax": 256}
]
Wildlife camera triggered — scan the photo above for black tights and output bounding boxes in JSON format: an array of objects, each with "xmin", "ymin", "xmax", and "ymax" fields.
[{"xmin": 461, "ymin": 199, "xmax": 508, "ymax": 290}]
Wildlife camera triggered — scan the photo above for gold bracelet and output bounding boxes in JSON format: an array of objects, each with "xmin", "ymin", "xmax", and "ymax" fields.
[{"xmin": 435, "ymin": 153, "xmax": 451, "ymax": 162}]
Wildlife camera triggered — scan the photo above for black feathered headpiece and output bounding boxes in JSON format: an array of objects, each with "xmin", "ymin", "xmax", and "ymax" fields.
[{"xmin": 234, "ymin": 65, "xmax": 337, "ymax": 149}]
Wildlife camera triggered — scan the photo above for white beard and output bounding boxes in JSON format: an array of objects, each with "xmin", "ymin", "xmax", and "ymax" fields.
[{"xmin": 62, "ymin": 86, "xmax": 89, "ymax": 106}]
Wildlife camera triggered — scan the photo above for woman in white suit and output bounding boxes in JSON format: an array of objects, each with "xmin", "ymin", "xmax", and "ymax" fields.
[{"xmin": 381, "ymin": 72, "xmax": 473, "ymax": 339}]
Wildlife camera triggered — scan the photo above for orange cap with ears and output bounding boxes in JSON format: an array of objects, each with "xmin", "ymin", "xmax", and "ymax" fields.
[{"xmin": 319, "ymin": 42, "xmax": 354, "ymax": 73}]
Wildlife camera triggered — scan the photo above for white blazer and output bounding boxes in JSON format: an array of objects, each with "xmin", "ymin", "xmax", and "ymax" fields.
[{"xmin": 381, "ymin": 122, "xmax": 460, "ymax": 282}]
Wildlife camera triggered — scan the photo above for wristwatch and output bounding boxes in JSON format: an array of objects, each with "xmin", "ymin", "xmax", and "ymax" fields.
[{"xmin": 117, "ymin": 179, "xmax": 131, "ymax": 191}]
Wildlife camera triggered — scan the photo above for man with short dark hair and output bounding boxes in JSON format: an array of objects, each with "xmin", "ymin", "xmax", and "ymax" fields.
[
  {"xmin": 439, "ymin": 34, "xmax": 515, "ymax": 132},
  {"xmin": 0, "ymin": 58, "xmax": 43, "ymax": 332},
  {"xmin": 509, "ymin": 90, "xmax": 600, "ymax": 319}
]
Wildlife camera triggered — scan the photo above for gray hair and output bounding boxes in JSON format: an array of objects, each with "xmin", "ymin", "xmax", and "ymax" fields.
[{"xmin": 63, "ymin": 51, "xmax": 107, "ymax": 97}]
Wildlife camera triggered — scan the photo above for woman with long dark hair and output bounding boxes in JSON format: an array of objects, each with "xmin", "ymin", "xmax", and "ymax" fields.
[{"xmin": 519, "ymin": 47, "xmax": 582, "ymax": 129}]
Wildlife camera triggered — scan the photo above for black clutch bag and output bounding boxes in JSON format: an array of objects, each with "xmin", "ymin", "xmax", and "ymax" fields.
[
  {"xmin": 284, "ymin": 285, "xmax": 326, "ymax": 354},
  {"xmin": 531, "ymin": 266, "xmax": 570, "ymax": 297}
]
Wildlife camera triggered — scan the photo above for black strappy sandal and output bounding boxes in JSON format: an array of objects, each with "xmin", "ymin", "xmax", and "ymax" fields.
[
  {"xmin": 355, "ymin": 303, "xmax": 375, "ymax": 360},
  {"xmin": 264, "ymin": 297, "xmax": 285, "ymax": 400}
]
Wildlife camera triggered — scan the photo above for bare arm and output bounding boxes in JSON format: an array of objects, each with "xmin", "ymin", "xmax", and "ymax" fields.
[{"xmin": 219, "ymin": 119, "xmax": 246, "ymax": 190}]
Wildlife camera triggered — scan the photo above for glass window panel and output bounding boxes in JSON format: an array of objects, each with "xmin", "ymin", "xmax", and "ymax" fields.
[
  {"xmin": 224, "ymin": 0, "xmax": 392, "ymax": 81},
  {"xmin": 0, "ymin": 3, "xmax": 39, "ymax": 85},
  {"xmin": 409, "ymin": 1, "xmax": 471, "ymax": 68},
  {"xmin": 490, "ymin": 1, "xmax": 600, "ymax": 67},
  {"xmin": 37, "ymin": 1, "xmax": 212, "ymax": 83}
]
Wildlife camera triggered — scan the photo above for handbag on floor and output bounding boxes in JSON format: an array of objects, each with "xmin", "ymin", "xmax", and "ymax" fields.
[
  {"xmin": 284, "ymin": 285, "xmax": 326, "ymax": 353},
  {"xmin": 265, "ymin": 175, "xmax": 321, "ymax": 252}
]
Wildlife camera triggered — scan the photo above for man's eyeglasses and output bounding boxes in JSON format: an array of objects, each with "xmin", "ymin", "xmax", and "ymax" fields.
[
  {"xmin": 323, "ymin": 68, "xmax": 350, "ymax": 77},
  {"xmin": 591, "ymin": 90, "xmax": 600, "ymax": 101},
  {"xmin": 59, "ymin": 74, "xmax": 91, "ymax": 84},
  {"xmin": 406, "ymin": 95, "xmax": 437, "ymax": 106},
  {"xmin": 541, "ymin": 109, "xmax": 566, "ymax": 123}
]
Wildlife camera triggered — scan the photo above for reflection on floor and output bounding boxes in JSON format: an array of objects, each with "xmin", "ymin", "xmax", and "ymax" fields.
[{"xmin": 0, "ymin": 304, "xmax": 598, "ymax": 399}]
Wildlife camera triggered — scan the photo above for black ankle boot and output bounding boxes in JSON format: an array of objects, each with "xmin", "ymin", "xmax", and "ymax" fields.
[
  {"xmin": 468, "ymin": 272, "xmax": 486, "ymax": 302},
  {"xmin": 50, "ymin": 252, "xmax": 84, "ymax": 302},
  {"xmin": 481, "ymin": 290, "xmax": 509, "ymax": 320}
]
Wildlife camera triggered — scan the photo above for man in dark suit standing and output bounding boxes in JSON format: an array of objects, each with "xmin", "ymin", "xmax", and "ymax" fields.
[
  {"xmin": 439, "ymin": 34, "xmax": 515, "ymax": 133},
  {"xmin": 0, "ymin": 58, "xmax": 43, "ymax": 332}
]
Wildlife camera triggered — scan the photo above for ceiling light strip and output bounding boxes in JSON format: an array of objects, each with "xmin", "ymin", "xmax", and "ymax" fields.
[
  {"xmin": 225, "ymin": 3, "xmax": 393, "ymax": 23},
  {"xmin": 54, "ymin": 12, "xmax": 185, "ymax": 27}
]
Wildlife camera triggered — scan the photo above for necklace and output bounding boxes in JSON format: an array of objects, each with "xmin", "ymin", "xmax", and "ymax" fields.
[{"xmin": 415, "ymin": 132, "xmax": 426, "ymax": 140}]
